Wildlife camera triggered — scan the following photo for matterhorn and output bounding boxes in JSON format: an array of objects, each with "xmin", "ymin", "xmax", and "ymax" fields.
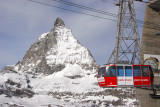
[{"xmin": 1, "ymin": 17, "xmax": 97, "ymax": 74}]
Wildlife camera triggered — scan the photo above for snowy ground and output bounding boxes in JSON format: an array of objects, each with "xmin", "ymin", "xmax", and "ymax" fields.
[
  {"xmin": 0, "ymin": 64, "xmax": 138, "ymax": 107},
  {"xmin": 0, "ymin": 95, "xmax": 93, "ymax": 107}
]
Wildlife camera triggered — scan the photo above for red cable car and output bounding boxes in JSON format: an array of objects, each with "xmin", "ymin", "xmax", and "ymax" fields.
[{"xmin": 97, "ymin": 64, "xmax": 154, "ymax": 88}]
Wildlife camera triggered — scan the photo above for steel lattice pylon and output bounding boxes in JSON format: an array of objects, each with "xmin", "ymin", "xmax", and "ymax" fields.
[{"xmin": 108, "ymin": 0, "xmax": 141, "ymax": 64}]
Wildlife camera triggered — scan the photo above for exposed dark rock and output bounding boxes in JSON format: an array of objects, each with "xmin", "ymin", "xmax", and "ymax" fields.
[
  {"xmin": 20, "ymin": 29, "xmax": 57, "ymax": 74},
  {"xmin": 10, "ymin": 88, "xmax": 34, "ymax": 98},
  {"xmin": 54, "ymin": 17, "xmax": 65, "ymax": 27},
  {"xmin": 0, "ymin": 77, "xmax": 34, "ymax": 98},
  {"xmin": 0, "ymin": 89, "xmax": 3, "ymax": 95},
  {"xmin": 1, "ymin": 66, "xmax": 17, "ymax": 73},
  {"xmin": 65, "ymin": 75, "xmax": 83, "ymax": 79},
  {"xmin": 48, "ymin": 88, "xmax": 138, "ymax": 106},
  {"xmin": 6, "ymin": 79, "xmax": 21, "ymax": 88}
]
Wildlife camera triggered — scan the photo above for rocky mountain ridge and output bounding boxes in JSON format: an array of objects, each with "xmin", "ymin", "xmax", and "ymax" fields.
[{"xmin": 1, "ymin": 17, "xmax": 97, "ymax": 74}]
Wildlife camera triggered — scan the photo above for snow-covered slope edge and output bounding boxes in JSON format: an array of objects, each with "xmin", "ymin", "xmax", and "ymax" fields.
[
  {"xmin": 0, "ymin": 70, "xmax": 34, "ymax": 98},
  {"xmin": 0, "ymin": 64, "xmax": 138, "ymax": 106}
]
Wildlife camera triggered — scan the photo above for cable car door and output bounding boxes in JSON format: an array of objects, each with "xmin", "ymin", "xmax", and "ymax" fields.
[
  {"xmin": 117, "ymin": 66, "xmax": 125, "ymax": 86},
  {"xmin": 133, "ymin": 65, "xmax": 142, "ymax": 87},
  {"xmin": 141, "ymin": 65, "xmax": 150, "ymax": 87},
  {"xmin": 97, "ymin": 67, "xmax": 106, "ymax": 87},
  {"xmin": 105, "ymin": 65, "xmax": 117, "ymax": 87},
  {"xmin": 125, "ymin": 66, "xmax": 134, "ymax": 86}
]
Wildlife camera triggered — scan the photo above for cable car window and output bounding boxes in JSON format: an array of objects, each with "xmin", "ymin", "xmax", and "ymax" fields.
[
  {"xmin": 117, "ymin": 66, "xmax": 124, "ymax": 76},
  {"xmin": 134, "ymin": 66, "xmax": 141, "ymax": 76},
  {"xmin": 98, "ymin": 67, "xmax": 105, "ymax": 77},
  {"xmin": 149, "ymin": 66, "xmax": 154, "ymax": 77},
  {"xmin": 105, "ymin": 66, "xmax": 116, "ymax": 77},
  {"xmin": 141, "ymin": 66, "xmax": 149, "ymax": 76},
  {"xmin": 125, "ymin": 66, "xmax": 132, "ymax": 76}
]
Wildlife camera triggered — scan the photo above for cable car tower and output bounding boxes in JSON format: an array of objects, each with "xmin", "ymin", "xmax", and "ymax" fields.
[{"xmin": 108, "ymin": 0, "xmax": 141, "ymax": 64}]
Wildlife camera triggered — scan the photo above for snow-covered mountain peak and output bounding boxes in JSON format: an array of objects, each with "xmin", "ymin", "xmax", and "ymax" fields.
[
  {"xmin": 54, "ymin": 17, "xmax": 65, "ymax": 27},
  {"xmin": 1, "ymin": 17, "xmax": 97, "ymax": 74},
  {"xmin": 46, "ymin": 23, "xmax": 97, "ymax": 70}
]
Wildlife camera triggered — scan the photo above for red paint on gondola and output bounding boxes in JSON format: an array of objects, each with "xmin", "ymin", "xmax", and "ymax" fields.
[{"xmin": 97, "ymin": 64, "xmax": 154, "ymax": 88}]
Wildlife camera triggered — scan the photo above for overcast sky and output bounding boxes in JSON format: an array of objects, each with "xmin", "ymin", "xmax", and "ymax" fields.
[{"xmin": 0, "ymin": 0, "xmax": 146, "ymax": 69}]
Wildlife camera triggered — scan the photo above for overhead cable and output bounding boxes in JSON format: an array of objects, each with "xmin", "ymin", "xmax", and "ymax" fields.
[
  {"xmin": 52, "ymin": 0, "xmax": 118, "ymax": 17},
  {"xmin": 27, "ymin": 0, "xmax": 117, "ymax": 21},
  {"xmin": 52, "ymin": 0, "xmax": 160, "ymax": 29},
  {"xmin": 101, "ymin": 0, "xmax": 146, "ymax": 13},
  {"xmin": 27, "ymin": 0, "xmax": 160, "ymax": 30}
]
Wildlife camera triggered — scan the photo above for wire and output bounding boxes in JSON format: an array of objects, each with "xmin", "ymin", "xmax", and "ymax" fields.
[
  {"xmin": 134, "ymin": 0, "xmax": 160, "ymax": 29},
  {"xmin": 52, "ymin": 0, "xmax": 160, "ymax": 29},
  {"xmin": 137, "ymin": 20, "xmax": 160, "ymax": 29},
  {"xmin": 27, "ymin": 0, "xmax": 160, "ymax": 30},
  {"xmin": 101, "ymin": 0, "xmax": 116, "ymax": 5},
  {"xmin": 134, "ymin": 0, "xmax": 160, "ymax": 8},
  {"xmin": 52, "ymin": 0, "xmax": 118, "ymax": 17},
  {"xmin": 27, "ymin": 0, "xmax": 117, "ymax": 21},
  {"xmin": 101, "ymin": 0, "xmax": 146, "ymax": 13}
]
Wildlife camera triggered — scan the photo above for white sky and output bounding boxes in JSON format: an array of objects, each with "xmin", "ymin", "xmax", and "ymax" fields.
[{"xmin": 0, "ymin": 0, "xmax": 146, "ymax": 69}]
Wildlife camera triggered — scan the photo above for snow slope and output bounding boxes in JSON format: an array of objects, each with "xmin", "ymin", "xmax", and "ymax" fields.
[
  {"xmin": 31, "ymin": 64, "xmax": 98, "ymax": 94},
  {"xmin": 0, "ymin": 64, "xmax": 138, "ymax": 106}
]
